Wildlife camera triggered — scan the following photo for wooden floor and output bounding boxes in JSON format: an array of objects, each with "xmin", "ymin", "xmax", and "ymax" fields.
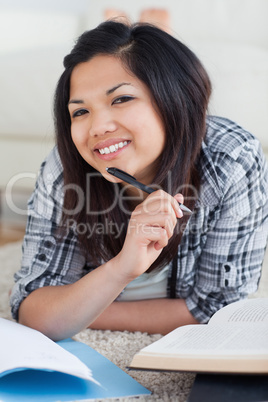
[{"xmin": 0, "ymin": 222, "xmax": 25, "ymax": 246}]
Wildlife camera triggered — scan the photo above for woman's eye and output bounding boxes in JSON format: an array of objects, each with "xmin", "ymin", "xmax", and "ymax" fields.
[
  {"xmin": 112, "ymin": 96, "xmax": 134, "ymax": 105},
  {"xmin": 72, "ymin": 109, "xmax": 88, "ymax": 118}
]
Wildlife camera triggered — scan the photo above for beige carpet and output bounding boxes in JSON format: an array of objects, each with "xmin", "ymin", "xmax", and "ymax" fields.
[{"xmin": 0, "ymin": 241, "xmax": 267, "ymax": 401}]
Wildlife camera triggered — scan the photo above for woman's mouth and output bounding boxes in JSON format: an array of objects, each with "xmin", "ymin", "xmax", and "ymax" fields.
[
  {"xmin": 98, "ymin": 140, "xmax": 129, "ymax": 155},
  {"xmin": 93, "ymin": 139, "xmax": 131, "ymax": 161}
]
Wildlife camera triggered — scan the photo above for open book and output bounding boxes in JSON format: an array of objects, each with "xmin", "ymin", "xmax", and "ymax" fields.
[
  {"xmin": 0, "ymin": 318, "xmax": 150, "ymax": 401},
  {"xmin": 0, "ymin": 318, "xmax": 98, "ymax": 383},
  {"xmin": 130, "ymin": 298, "xmax": 268, "ymax": 374}
]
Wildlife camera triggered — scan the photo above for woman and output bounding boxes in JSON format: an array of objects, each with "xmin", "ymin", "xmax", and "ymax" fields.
[{"xmin": 10, "ymin": 21, "xmax": 268, "ymax": 340}]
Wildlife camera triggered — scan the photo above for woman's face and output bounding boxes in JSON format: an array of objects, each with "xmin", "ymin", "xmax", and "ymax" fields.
[{"xmin": 68, "ymin": 55, "xmax": 166, "ymax": 185}]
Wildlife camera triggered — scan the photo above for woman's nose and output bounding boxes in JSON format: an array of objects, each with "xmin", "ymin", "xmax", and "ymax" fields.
[{"xmin": 89, "ymin": 109, "xmax": 117, "ymax": 137}]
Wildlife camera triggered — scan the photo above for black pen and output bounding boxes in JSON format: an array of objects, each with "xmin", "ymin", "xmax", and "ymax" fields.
[{"xmin": 106, "ymin": 167, "xmax": 192, "ymax": 214}]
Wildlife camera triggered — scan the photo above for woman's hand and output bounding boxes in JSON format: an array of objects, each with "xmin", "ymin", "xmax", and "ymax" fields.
[{"xmin": 115, "ymin": 190, "xmax": 184, "ymax": 281}]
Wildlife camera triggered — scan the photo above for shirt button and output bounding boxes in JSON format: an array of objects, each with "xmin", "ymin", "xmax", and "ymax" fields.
[
  {"xmin": 224, "ymin": 264, "xmax": 231, "ymax": 273},
  {"xmin": 38, "ymin": 254, "xmax": 46, "ymax": 262},
  {"xmin": 44, "ymin": 240, "xmax": 53, "ymax": 248}
]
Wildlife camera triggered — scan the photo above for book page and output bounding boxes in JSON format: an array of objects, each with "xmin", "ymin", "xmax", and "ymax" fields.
[
  {"xmin": 208, "ymin": 298, "xmax": 268, "ymax": 326},
  {"xmin": 141, "ymin": 324, "xmax": 268, "ymax": 356},
  {"xmin": 0, "ymin": 318, "xmax": 99, "ymax": 384}
]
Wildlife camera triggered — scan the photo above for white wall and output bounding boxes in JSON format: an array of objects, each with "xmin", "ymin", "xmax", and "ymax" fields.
[
  {"xmin": 1, "ymin": 0, "xmax": 268, "ymax": 194},
  {"xmin": 86, "ymin": 0, "xmax": 268, "ymax": 148}
]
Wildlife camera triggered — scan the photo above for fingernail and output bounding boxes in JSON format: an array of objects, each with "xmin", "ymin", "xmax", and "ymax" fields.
[{"xmin": 177, "ymin": 206, "xmax": 183, "ymax": 218}]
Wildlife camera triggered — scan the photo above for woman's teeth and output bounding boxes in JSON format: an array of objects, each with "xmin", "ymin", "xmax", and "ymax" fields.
[{"xmin": 98, "ymin": 141, "xmax": 128, "ymax": 155}]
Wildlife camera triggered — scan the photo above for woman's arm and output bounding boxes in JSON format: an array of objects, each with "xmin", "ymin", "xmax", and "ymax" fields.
[
  {"xmin": 18, "ymin": 257, "xmax": 131, "ymax": 341},
  {"xmin": 18, "ymin": 190, "xmax": 183, "ymax": 340},
  {"xmin": 88, "ymin": 298, "xmax": 199, "ymax": 334}
]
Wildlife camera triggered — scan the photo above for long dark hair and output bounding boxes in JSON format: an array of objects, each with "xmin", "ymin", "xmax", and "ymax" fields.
[{"xmin": 54, "ymin": 20, "xmax": 211, "ymax": 270}]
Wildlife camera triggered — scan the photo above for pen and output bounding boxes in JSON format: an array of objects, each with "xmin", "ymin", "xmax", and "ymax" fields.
[{"xmin": 106, "ymin": 167, "xmax": 192, "ymax": 214}]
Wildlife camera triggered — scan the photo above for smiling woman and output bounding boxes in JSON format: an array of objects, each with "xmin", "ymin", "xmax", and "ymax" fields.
[
  {"xmin": 68, "ymin": 55, "xmax": 166, "ymax": 182},
  {"xmin": 9, "ymin": 20, "xmax": 268, "ymax": 341}
]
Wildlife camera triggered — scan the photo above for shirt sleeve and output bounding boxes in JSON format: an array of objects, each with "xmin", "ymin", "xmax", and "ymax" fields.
[
  {"xmin": 185, "ymin": 136, "xmax": 268, "ymax": 323},
  {"xmin": 10, "ymin": 149, "xmax": 86, "ymax": 320}
]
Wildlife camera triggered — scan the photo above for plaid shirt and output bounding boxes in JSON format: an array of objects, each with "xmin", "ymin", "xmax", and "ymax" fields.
[{"xmin": 10, "ymin": 116, "xmax": 268, "ymax": 323}]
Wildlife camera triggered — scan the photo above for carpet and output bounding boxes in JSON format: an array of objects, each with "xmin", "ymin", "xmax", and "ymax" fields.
[{"xmin": 0, "ymin": 241, "xmax": 267, "ymax": 401}]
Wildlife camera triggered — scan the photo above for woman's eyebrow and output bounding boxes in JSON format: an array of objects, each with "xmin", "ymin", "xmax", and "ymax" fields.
[
  {"xmin": 68, "ymin": 99, "xmax": 84, "ymax": 106},
  {"xmin": 68, "ymin": 83, "xmax": 132, "ymax": 105},
  {"xmin": 106, "ymin": 82, "xmax": 132, "ymax": 95}
]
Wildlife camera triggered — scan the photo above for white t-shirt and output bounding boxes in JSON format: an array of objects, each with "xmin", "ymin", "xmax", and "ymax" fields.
[{"xmin": 117, "ymin": 265, "xmax": 169, "ymax": 301}]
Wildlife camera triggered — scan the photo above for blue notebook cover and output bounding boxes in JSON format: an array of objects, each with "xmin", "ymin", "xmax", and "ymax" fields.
[{"xmin": 0, "ymin": 338, "xmax": 151, "ymax": 401}]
